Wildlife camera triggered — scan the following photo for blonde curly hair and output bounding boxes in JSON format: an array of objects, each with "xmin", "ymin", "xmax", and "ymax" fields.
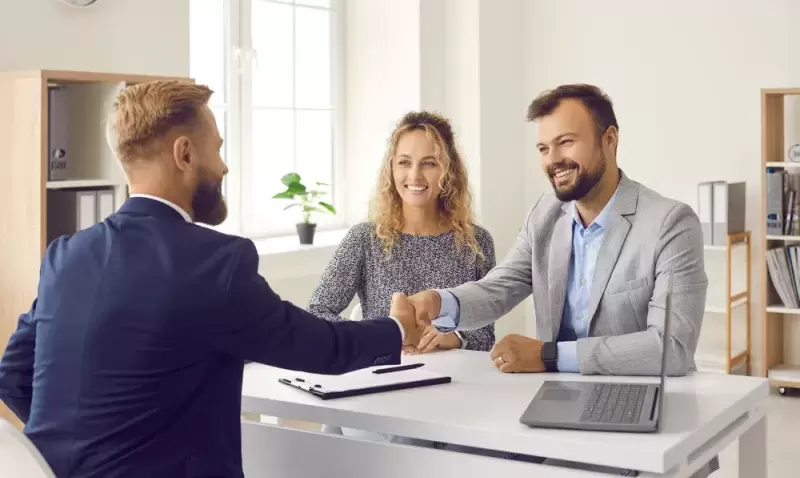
[{"xmin": 369, "ymin": 111, "xmax": 483, "ymax": 261}]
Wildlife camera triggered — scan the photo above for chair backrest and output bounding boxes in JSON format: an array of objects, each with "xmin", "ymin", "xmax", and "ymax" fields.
[
  {"xmin": 0, "ymin": 419, "xmax": 55, "ymax": 477},
  {"xmin": 348, "ymin": 303, "xmax": 363, "ymax": 321}
]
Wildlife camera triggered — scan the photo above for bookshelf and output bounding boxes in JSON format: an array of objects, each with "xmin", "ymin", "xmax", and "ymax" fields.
[
  {"xmin": 761, "ymin": 87, "xmax": 800, "ymax": 395},
  {"xmin": 0, "ymin": 70, "xmax": 190, "ymax": 427},
  {"xmin": 698, "ymin": 232, "xmax": 751, "ymax": 374}
]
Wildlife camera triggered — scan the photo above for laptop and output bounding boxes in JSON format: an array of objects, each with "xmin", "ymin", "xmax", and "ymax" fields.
[{"xmin": 519, "ymin": 273, "xmax": 673, "ymax": 433}]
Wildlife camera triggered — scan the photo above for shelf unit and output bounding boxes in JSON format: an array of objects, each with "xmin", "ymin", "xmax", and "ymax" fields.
[
  {"xmin": 698, "ymin": 232, "xmax": 751, "ymax": 374},
  {"xmin": 761, "ymin": 87, "xmax": 800, "ymax": 394},
  {"xmin": 0, "ymin": 69, "xmax": 190, "ymax": 427}
]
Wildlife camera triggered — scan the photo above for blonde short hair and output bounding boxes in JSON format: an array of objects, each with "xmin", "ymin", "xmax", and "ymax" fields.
[{"xmin": 108, "ymin": 80, "xmax": 213, "ymax": 164}]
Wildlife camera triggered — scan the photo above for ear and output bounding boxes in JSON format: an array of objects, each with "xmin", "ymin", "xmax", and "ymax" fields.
[
  {"xmin": 172, "ymin": 136, "xmax": 193, "ymax": 173},
  {"xmin": 603, "ymin": 126, "xmax": 619, "ymax": 152}
]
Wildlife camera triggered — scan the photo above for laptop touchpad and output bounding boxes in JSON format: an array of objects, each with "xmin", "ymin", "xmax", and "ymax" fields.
[{"xmin": 541, "ymin": 389, "xmax": 582, "ymax": 401}]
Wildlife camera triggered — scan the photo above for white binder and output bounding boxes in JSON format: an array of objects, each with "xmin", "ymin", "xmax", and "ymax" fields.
[
  {"xmin": 96, "ymin": 190, "xmax": 115, "ymax": 221},
  {"xmin": 697, "ymin": 182, "xmax": 713, "ymax": 245}
]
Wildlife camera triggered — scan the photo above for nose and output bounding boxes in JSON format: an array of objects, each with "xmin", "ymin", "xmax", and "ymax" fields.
[
  {"xmin": 222, "ymin": 162, "xmax": 229, "ymax": 175},
  {"xmin": 409, "ymin": 163, "xmax": 423, "ymax": 179}
]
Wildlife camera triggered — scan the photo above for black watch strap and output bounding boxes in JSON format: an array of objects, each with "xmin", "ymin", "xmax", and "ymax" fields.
[{"xmin": 541, "ymin": 342, "xmax": 558, "ymax": 372}]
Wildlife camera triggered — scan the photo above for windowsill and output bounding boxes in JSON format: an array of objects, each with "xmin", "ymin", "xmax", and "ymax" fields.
[
  {"xmin": 253, "ymin": 228, "xmax": 349, "ymax": 282},
  {"xmin": 252, "ymin": 228, "xmax": 348, "ymax": 257}
]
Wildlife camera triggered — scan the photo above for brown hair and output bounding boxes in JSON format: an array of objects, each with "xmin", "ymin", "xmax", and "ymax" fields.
[
  {"xmin": 369, "ymin": 111, "xmax": 482, "ymax": 260},
  {"xmin": 527, "ymin": 83, "xmax": 618, "ymax": 139},
  {"xmin": 109, "ymin": 80, "xmax": 213, "ymax": 164}
]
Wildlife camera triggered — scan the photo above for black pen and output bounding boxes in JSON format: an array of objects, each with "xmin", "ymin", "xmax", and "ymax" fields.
[{"xmin": 373, "ymin": 363, "xmax": 424, "ymax": 374}]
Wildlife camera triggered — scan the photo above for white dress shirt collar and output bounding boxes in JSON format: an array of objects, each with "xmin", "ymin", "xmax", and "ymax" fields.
[{"xmin": 129, "ymin": 194, "xmax": 192, "ymax": 223}]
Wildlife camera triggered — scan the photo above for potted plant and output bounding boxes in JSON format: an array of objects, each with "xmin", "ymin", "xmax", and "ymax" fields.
[{"xmin": 273, "ymin": 172, "xmax": 336, "ymax": 245}]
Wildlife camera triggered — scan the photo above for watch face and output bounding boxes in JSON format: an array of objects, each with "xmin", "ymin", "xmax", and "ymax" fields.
[{"xmin": 542, "ymin": 342, "xmax": 557, "ymax": 360}]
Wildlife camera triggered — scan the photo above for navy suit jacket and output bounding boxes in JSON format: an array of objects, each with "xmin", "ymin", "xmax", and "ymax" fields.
[{"xmin": 0, "ymin": 197, "xmax": 402, "ymax": 477}]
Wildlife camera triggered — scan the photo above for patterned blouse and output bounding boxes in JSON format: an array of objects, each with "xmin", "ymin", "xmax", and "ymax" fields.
[{"xmin": 307, "ymin": 222, "xmax": 497, "ymax": 351}]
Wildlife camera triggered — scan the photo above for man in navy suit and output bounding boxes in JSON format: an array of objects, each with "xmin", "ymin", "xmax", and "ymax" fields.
[{"xmin": 0, "ymin": 80, "xmax": 422, "ymax": 477}]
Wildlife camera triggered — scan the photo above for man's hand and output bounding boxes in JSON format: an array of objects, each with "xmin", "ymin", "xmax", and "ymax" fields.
[
  {"xmin": 489, "ymin": 334, "xmax": 545, "ymax": 373},
  {"xmin": 390, "ymin": 293, "xmax": 422, "ymax": 346},
  {"xmin": 408, "ymin": 325, "xmax": 462, "ymax": 354},
  {"xmin": 407, "ymin": 290, "xmax": 442, "ymax": 328}
]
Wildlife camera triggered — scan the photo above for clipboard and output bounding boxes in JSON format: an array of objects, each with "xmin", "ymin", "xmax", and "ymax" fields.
[{"xmin": 278, "ymin": 365, "xmax": 452, "ymax": 400}]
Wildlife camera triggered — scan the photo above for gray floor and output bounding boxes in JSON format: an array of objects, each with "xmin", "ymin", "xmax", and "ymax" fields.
[{"xmin": 713, "ymin": 388, "xmax": 799, "ymax": 478}]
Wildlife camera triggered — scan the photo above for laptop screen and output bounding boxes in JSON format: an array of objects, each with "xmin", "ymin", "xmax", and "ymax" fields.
[{"xmin": 657, "ymin": 272, "xmax": 674, "ymax": 426}]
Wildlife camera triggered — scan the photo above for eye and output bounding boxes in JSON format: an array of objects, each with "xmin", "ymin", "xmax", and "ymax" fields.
[
  {"xmin": 559, "ymin": 139, "xmax": 573, "ymax": 146},
  {"xmin": 397, "ymin": 159, "xmax": 411, "ymax": 166},
  {"xmin": 538, "ymin": 146, "xmax": 549, "ymax": 154},
  {"xmin": 423, "ymin": 161, "xmax": 437, "ymax": 167}
]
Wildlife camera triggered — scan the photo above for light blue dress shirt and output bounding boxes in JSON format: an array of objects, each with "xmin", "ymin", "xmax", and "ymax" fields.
[{"xmin": 434, "ymin": 186, "xmax": 619, "ymax": 373}]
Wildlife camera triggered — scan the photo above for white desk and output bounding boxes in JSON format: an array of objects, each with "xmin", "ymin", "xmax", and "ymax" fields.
[{"xmin": 240, "ymin": 350, "xmax": 768, "ymax": 477}]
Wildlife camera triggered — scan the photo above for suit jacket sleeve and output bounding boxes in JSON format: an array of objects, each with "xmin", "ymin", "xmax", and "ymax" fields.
[
  {"xmin": 576, "ymin": 203, "xmax": 708, "ymax": 376},
  {"xmin": 216, "ymin": 238, "xmax": 402, "ymax": 374},
  {"xmin": 0, "ymin": 300, "xmax": 37, "ymax": 423},
  {"xmin": 444, "ymin": 197, "xmax": 540, "ymax": 330},
  {"xmin": 455, "ymin": 228, "xmax": 497, "ymax": 350}
]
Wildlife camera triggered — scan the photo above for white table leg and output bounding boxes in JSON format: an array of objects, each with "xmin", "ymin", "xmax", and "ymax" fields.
[{"xmin": 738, "ymin": 413, "xmax": 766, "ymax": 477}]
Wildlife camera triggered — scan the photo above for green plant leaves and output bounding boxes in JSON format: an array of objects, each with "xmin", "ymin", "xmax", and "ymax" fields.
[
  {"xmin": 319, "ymin": 201, "xmax": 336, "ymax": 214},
  {"xmin": 274, "ymin": 172, "xmax": 336, "ymax": 222},
  {"xmin": 272, "ymin": 191, "xmax": 295, "ymax": 199},
  {"xmin": 281, "ymin": 172, "xmax": 301, "ymax": 186}
]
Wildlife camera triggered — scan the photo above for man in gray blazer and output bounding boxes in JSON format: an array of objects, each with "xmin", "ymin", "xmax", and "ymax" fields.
[
  {"xmin": 410, "ymin": 84, "xmax": 715, "ymax": 476},
  {"xmin": 411, "ymin": 83, "xmax": 708, "ymax": 378}
]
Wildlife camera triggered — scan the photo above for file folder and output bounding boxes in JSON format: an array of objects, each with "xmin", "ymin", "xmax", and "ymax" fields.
[
  {"xmin": 97, "ymin": 189, "xmax": 115, "ymax": 221},
  {"xmin": 697, "ymin": 182, "xmax": 713, "ymax": 245},
  {"xmin": 711, "ymin": 181, "xmax": 746, "ymax": 246},
  {"xmin": 279, "ymin": 365, "xmax": 451, "ymax": 400},
  {"xmin": 766, "ymin": 169, "xmax": 785, "ymax": 236},
  {"xmin": 47, "ymin": 189, "xmax": 98, "ymax": 244}
]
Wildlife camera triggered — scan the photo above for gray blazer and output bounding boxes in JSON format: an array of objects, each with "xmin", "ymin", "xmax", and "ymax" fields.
[{"xmin": 446, "ymin": 172, "xmax": 708, "ymax": 376}]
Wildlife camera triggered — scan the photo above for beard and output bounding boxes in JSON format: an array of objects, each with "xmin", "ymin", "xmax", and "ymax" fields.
[
  {"xmin": 192, "ymin": 176, "xmax": 227, "ymax": 226},
  {"xmin": 548, "ymin": 153, "xmax": 606, "ymax": 202}
]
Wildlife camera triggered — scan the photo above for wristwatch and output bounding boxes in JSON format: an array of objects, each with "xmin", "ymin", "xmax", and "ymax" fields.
[{"xmin": 541, "ymin": 342, "xmax": 558, "ymax": 372}]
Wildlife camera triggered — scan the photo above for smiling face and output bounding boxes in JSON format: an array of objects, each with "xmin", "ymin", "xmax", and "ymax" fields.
[
  {"xmin": 536, "ymin": 98, "xmax": 612, "ymax": 202},
  {"xmin": 392, "ymin": 129, "xmax": 443, "ymax": 210}
]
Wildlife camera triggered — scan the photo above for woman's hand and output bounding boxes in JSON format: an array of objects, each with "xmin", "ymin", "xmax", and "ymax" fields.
[{"xmin": 407, "ymin": 325, "xmax": 462, "ymax": 354}]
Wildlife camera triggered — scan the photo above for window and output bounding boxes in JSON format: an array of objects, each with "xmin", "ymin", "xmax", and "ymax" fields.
[{"xmin": 190, "ymin": 0, "xmax": 344, "ymax": 237}]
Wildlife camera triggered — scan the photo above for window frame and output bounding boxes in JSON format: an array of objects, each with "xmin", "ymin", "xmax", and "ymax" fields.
[{"xmin": 191, "ymin": 0, "xmax": 347, "ymax": 239}]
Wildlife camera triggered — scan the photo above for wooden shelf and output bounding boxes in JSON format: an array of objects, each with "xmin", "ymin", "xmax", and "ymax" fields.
[
  {"xmin": 766, "ymin": 235, "xmax": 800, "ymax": 242},
  {"xmin": 46, "ymin": 179, "xmax": 125, "ymax": 189},
  {"xmin": 705, "ymin": 296, "xmax": 747, "ymax": 314},
  {"xmin": 760, "ymin": 87, "xmax": 800, "ymax": 391},
  {"xmin": 766, "ymin": 305, "xmax": 800, "ymax": 314},
  {"xmin": 767, "ymin": 364, "xmax": 800, "ymax": 388},
  {"xmin": 695, "ymin": 231, "xmax": 751, "ymax": 374},
  {"xmin": 0, "ymin": 69, "xmax": 192, "ymax": 429}
]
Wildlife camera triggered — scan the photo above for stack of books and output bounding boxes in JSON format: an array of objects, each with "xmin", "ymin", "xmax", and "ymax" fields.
[
  {"xmin": 766, "ymin": 168, "xmax": 800, "ymax": 235},
  {"xmin": 767, "ymin": 245, "xmax": 800, "ymax": 308}
]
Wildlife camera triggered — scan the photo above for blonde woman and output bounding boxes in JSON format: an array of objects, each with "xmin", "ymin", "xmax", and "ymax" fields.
[{"xmin": 308, "ymin": 111, "xmax": 496, "ymax": 353}]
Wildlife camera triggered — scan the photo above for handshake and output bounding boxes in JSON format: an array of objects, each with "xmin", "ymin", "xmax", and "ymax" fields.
[{"xmin": 389, "ymin": 291, "xmax": 458, "ymax": 354}]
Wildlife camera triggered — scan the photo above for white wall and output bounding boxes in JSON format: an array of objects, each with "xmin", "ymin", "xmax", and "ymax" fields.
[
  {"xmin": 0, "ymin": 0, "xmax": 188, "ymax": 76},
  {"xmin": 415, "ymin": 0, "xmax": 529, "ymax": 339},
  {"xmin": 343, "ymin": 0, "xmax": 422, "ymax": 225},
  {"xmin": 523, "ymin": 0, "xmax": 800, "ymax": 373}
]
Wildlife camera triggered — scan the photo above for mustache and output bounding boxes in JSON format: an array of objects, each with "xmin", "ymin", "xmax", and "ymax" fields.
[{"xmin": 548, "ymin": 160, "xmax": 579, "ymax": 177}]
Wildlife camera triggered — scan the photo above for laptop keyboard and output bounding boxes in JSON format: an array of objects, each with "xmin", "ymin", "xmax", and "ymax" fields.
[{"xmin": 580, "ymin": 383, "xmax": 648, "ymax": 424}]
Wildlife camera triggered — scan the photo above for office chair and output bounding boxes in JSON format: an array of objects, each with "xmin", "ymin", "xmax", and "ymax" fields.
[{"xmin": 0, "ymin": 418, "xmax": 55, "ymax": 477}]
